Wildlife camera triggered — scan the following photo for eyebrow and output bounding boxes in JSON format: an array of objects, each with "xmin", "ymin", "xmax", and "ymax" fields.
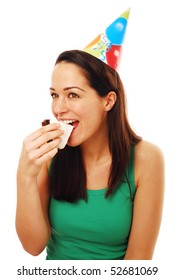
[{"xmin": 49, "ymin": 86, "xmax": 86, "ymax": 92}]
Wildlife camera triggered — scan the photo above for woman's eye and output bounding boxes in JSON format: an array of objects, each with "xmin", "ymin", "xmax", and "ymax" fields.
[
  {"xmin": 69, "ymin": 93, "xmax": 79, "ymax": 98},
  {"xmin": 51, "ymin": 93, "xmax": 58, "ymax": 99}
]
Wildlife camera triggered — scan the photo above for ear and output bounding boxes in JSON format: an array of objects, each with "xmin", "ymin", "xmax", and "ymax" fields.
[{"xmin": 104, "ymin": 91, "xmax": 117, "ymax": 111}]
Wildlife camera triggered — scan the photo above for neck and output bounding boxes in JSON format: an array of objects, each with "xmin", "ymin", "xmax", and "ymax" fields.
[{"xmin": 81, "ymin": 129, "xmax": 111, "ymax": 165}]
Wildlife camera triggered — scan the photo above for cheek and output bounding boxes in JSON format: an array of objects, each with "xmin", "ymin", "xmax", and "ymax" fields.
[
  {"xmin": 81, "ymin": 107, "xmax": 106, "ymax": 127},
  {"xmin": 80, "ymin": 99, "xmax": 103, "ymax": 116},
  {"xmin": 70, "ymin": 103, "xmax": 88, "ymax": 118}
]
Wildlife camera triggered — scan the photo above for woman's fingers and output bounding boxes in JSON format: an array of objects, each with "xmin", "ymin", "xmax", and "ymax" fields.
[
  {"xmin": 30, "ymin": 146, "xmax": 59, "ymax": 167},
  {"xmin": 19, "ymin": 124, "xmax": 64, "ymax": 177},
  {"xmin": 24, "ymin": 124, "xmax": 64, "ymax": 151},
  {"xmin": 27, "ymin": 123, "xmax": 61, "ymax": 142},
  {"xmin": 28, "ymin": 138, "xmax": 60, "ymax": 162},
  {"xmin": 28, "ymin": 129, "xmax": 63, "ymax": 151}
]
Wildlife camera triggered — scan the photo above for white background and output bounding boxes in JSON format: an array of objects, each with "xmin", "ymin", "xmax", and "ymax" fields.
[{"xmin": 0, "ymin": 0, "xmax": 173, "ymax": 278}]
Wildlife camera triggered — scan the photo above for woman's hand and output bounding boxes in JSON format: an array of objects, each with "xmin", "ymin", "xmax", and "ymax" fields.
[
  {"xmin": 16, "ymin": 123, "xmax": 64, "ymax": 255},
  {"xmin": 17, "ymin": 123, "xmax": 64, "ymax": 179}
]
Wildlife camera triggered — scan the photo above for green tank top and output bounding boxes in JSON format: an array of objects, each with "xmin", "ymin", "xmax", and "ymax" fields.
[{"xmin": 46, "ymin": 146, "xmax": 136, "ymax": 260}]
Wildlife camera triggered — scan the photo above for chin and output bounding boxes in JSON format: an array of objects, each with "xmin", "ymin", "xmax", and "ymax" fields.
[
  {"xmin": 67, "ymin": 140, "xmax": 82, "ymax": 148},
  {"xmin": 67, "ymin": 144, "xmax": 78, "ymax": 148}
]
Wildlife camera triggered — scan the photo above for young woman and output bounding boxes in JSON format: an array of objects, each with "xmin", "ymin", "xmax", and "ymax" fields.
[{"xmin": 16, "ymin": 50, "xmax": 164, "ymax": 260}]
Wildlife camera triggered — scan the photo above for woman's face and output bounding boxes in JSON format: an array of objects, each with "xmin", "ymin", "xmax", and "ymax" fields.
[{"xmin": 50, "ymin": 61, "xmax": 111, "ymax": 148}]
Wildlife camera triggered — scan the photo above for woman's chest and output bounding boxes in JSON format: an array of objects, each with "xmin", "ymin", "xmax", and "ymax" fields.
[{"xmin": 49, "ymin": 185, "xmax": 134, "ymax": 245}]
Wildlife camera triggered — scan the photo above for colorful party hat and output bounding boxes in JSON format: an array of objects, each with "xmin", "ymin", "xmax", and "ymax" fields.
[{"xmin": 83, "ymin": 8, "xmax": 130, "ymax": 71}]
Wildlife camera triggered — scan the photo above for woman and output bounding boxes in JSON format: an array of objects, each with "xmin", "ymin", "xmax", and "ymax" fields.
[{"xmin": 16, "ymin": 50, "xmax": 164, "ymax": 260}]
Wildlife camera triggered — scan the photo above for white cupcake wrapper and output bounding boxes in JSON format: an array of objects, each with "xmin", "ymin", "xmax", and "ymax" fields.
[
  {"xmin": 42, "ymin": 119, "xmax": 73, "ymax": 149},
  {"xmin": 56, "ymin": 121, "xmax": 73, "ymax": 149}
]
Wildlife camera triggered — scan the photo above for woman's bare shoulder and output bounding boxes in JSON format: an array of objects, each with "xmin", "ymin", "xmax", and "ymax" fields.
[
  {"xmin": 134, "ymin": 139, "xmax": 164, "ymax": 186},
  {"xmin": 135, "ymin": 139, "xmax": 164, "ymax": 159}
]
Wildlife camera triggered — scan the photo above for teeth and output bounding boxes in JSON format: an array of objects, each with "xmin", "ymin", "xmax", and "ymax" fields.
[{"xmin": 61, "ymin": 120, "xmax": 74, "ymax": 124}]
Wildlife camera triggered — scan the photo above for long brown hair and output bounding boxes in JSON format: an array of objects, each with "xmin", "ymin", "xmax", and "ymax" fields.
[{"xmin": 50, "ymin": 50, "xmax": 141, "ymax": 202}]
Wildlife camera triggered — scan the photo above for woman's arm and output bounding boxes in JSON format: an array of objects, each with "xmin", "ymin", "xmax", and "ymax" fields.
[
  {"xmin": 15, "ymin": 123, "xmax": 63, "ymax": 256},
  {"xmin": 124, "ymin": 140, "xmax": 165, "ymax": 260}
]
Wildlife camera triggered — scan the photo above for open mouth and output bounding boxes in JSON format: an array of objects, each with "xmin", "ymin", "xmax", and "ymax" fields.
[{"xmin": 61, "ymin": 120, "xmax": 79, "ymax": 130}]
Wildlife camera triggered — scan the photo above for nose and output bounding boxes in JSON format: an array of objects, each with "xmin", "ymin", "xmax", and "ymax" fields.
[{"xmin": 52, "ymin": 96, "xmax": 69, "ymax": 117}]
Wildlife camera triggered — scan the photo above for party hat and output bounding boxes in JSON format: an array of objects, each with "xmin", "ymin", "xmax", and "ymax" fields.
[{"xmin": 83, "ymin": 8, "xmax": 130, "ymax": 71}]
